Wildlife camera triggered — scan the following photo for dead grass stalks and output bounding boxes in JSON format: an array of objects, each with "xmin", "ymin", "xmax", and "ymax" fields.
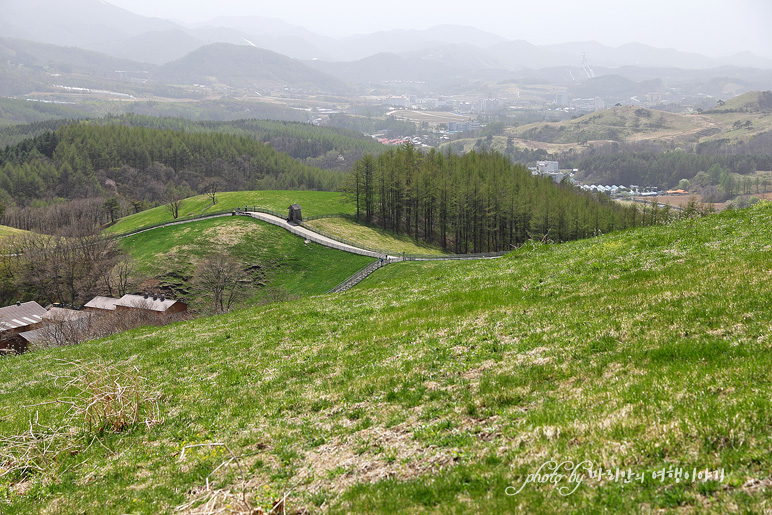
[
  {"xmin": 0, "ymin": 415, "xmax": 73, "ymax": 480},
  {"xmin": 175, "ymin": 443, "xmax": 295, "ymax": 515},
  {"xmin": 58, "ymin": 360, "xmax": 162, "ymax": 433},
  {"xmin": 0, "ymin": 360, "xmax": 162, "ymax": 484}
]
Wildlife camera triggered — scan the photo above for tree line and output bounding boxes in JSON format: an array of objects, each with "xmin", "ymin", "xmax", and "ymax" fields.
[
  {"xmin": 0, "ymin": 121, "xmax": 346, "ymax": 209},
  {"xmin": 565, "ymin": 131, "xmax": 772, "ymax": 189},
  {"xmin": 94, "ymin": 114, "xmax": 386, "ymax": 169},
  {"xmin": 346, "ymin": 144, "xmax": 645, "ymax": 254}
]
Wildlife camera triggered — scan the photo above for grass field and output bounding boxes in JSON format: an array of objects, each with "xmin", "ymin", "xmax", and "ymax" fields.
[
  {"xmin": 386, "ymin": 110, "xmax": 469, "ymax": 125},
  {"xmin": 118, "ymin": 216, "xmax": 373, "ymax": 309},
  {"xmin": 508, "ymin": 94, "xmax": 772, "ymax": 147},
  {"xmin": 3, "ymin": 203, "xmax": 772, "ymax": 513},
  {"xmin": 511, "ymin": 106, "xmax": 711, "ymax": 145},
  {"xmin": 0, "ymin": 225, "xmax": 29, "ymax": 240},
  {"xmin": 304, "ymin": 217, "xmax": 450, "ymax": 256},
  {"xmin": 105, "ymin": 191, "xmax": 354, "ymax": 235}
]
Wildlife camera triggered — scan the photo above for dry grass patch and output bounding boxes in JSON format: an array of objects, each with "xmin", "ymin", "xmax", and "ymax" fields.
[
  {"xmin": 290, "ymin": 423, "xmax": 459, "ymax": 498},
  {"xmin": 203, "ymin": 224, "xmax": 255, "ymax": 247}
]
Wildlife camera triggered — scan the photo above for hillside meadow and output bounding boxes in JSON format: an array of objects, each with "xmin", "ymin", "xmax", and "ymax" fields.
[
  {"xmin": 118, "ymin": 216, "xmax": 374, "ymax": 309},
  {"xmin": 105, "ymin": 190, "xmax": 354, "ymax": 235},
  {"xmin": 2, "ymin": 202, "xmax": 772, "ymax": 513},
  {"xmin": 507, "ymin": 93, "xmax": 772, "ymax": 147},
  {"xmin": 0, "ymin": 224, "xmax": 28, "ymax": 240},
  {"xmin": 303, "ymin": 217, "xmax": 449, "ymax": 256}
]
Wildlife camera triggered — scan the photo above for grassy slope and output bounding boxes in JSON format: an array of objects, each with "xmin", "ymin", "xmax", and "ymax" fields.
[
  {"xmin": 119, "ymin": 216, "xmax": 373, "ymax": 308},
  {"xmin": 304, "ymin": 217, "xmax": 450, "ymax": 256},
  {"xmin": 511, "ymin": 106, "xmax": 710, "ymax": 145},
  {"xmin": 0, "ymin": 225, "xmax": 29, "ymax": 240},
  {"xmin": 109, "ymin": 191, "xmax": 448, "ymax": 257},
  {"xmin": 712, "ymin": 91, "xmax": 771, "ymax": 113},
  {"xmin": 3, "ymin": 203, "xmax": 772, "ymax": 513},
  {"xmin": 105, "ymin": 191, "xmax": 354, "ymax": 235},
  {"xmin": 507, "ymin": 96, "xmax": 772, "ymax": 148}
]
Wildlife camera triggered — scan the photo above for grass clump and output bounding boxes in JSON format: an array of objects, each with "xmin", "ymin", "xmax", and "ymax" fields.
[
  {"xmin": 0, "ymin": 359, "xmax": 161, "ymax": 500},
  {"xmin": 60, "ymin": 360, "xmax": 162, "ymax": 434}
]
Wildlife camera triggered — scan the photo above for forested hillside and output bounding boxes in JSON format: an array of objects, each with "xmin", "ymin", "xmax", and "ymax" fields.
[
  {"xmin": 569, "ymin": 130, "xmax": 772, "ymax": 189},
  {"xmin": 96, "ymin": 114, "xmax": 386, "ymax": 170},
  {"xmin": 0, "ymin": 122, "xmax": 344, "ymax": 208},
  {"xmin": 0, "ymin": 113, "xmax": 385, "ymax": 168},
  {"xmin": 348, "ymin": 144, "xmax": 646, "ymax": 253}
]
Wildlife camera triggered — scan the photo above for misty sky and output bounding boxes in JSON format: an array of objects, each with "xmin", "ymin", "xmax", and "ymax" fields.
[{"xmin": 106, "ymin": 0, "xmax": 772, "ymax": 59}]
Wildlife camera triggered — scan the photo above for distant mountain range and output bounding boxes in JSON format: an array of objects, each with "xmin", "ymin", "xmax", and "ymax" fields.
[
  {"xmin": 155, "ymin": 43, "xmax": 351, "ymax": 94},
  {"xmin": 2, "ymin": 0, "xmax": 771, "ymax": 70},
  {"xmin": 1, "ymin": 0, "xmax": 771, "ymax": 102}
]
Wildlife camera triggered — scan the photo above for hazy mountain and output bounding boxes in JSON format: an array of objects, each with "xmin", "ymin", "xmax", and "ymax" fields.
[
  {"xmin": 543, "ymin": 41, "xmax": 718, "ymax": 69},
  {"xmin": 0, "ymin": 0, "xmax": 257, "ymax": 65},
  {"xmin": 306, "ymin": 52, "xmax": 455, "ymax": 86},
  {"xmin": 0, "ymin": 37, "xmax": 155, "ymax": 76},
  {"xmin": 1, "ymin": 0, "xmax": 769, "ymax": 73},
  {"xmin": 190, "ymin": 15, "xmax": 336, "ymax": 60},
  {"xmin": 0, "ymin": 0, "xmax": 176, "ymax": 50},
  {"xmin": 484, "ymin": 40, "xmax": 578, "ymax": 69},
  {"xmin": 716, "ymin": 52, "xmax": 772, "ymax": 69},
  {"xmin": 402, "ymin": 44, "xmax": 506, "ymax": 71},
  {"xmin": 332, "ymin": 25, "xmax": 508, "ymax": 61},
  {"xmin": 101, "ymin": 29, "xmax": 204, "ymax": 66},
  {"xmin": 568, "ymin": 75, "xmax": 666, "ymax": 99},
  {"xmin": 0, "ymin": 37, "xmax": 158, "ymax": 97},
  {"xmin": 188, "ymin": 20, "xmax": 334, "ymax": 61},
  {"xmin": 155, "ymin": 43, "xmax": 351, "ymax": 94}
]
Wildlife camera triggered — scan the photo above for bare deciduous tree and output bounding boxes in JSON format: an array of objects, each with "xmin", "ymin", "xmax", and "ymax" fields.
[
  {"xmin": 29, "ymin": 307, "xmax": 183, "ymax": 350},
  {"xmin": 98, "ymin": 256, "xmax": 139, "ymax": 299},
  {"xmin": 200, "ymin": 177, "xmax": 223, "ymax": 206},
  {"xmin": 7, "ymin": 231, "xmax": 124, "ymax": 307},
  {"xmin": 193, "ymin": 255, "xmax": 250, "ymax": 314},
  {"xmin": 166, "ymin": 193, "xmax": 182, "ymax": 220}
]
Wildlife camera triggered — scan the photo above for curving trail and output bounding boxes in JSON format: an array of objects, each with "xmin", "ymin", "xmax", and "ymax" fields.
[{"xmin": 114, "ymin": 209, "xmax": 505, "ymax": 293}]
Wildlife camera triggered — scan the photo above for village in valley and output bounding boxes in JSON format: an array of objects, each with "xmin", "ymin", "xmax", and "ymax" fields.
[{"xmin": 1, "ymin": 0, "xmax": 772, "ymax": 513}]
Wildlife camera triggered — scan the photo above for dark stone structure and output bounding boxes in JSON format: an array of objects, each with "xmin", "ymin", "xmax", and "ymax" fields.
[{"xmin": 288, "ymin": 204, "xmax": 302, "ymax": 225}]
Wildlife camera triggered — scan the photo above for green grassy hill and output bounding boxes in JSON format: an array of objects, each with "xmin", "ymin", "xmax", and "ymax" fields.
[
  {"xmin": 511, "ymin": 106, "xmax": 711, "ymax": 145},
  {"xmin": 507, "ymin": 92, "xmax": 772, "ymax": 149},
  {"xmin": 304, "ymin": 217, "xmax": 450, "ymax": 256},
  {"xmin": 4, "ymin": 203, "xmax": 772, "ymax": 513},
  {"xmin": 118, "ymin": 216, "xmax": 373, "ymax": 310},
  {"xmin": 105, "ymin": 190, "xmax": 354, "ymax": 235},
  {"xmin": 711, "ymin": 90, "xmax": 772, "ymax": 114},
  {"xmin": 0, "ymin": 224, "xmax": 29, "ymax": 240}
]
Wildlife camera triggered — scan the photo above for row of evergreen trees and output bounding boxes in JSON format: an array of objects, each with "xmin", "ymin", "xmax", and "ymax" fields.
[
  {"xmin": 346, "ymin": 144, "xmax": 645, "ymax": 254},
  {"xmin": 0, "ymin": 122, "xmax": 346, "ymax": 206},
  {"xmin": 568, "ymin": 129, "xmax": 772, "ymax": 188}
]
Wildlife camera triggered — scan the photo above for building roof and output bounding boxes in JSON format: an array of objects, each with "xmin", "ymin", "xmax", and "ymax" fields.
[
  {"xmin": 19, "ymin": 327, "xmax": 46, "ymax": 345},
  {"xmin": 43, "ymin": 307, "xmax": 93, "ymax": 322},
  {"xmin": 116, "ymin": 294, "xmax": 183, "ymax": 312},
  {"xmin": 84, "ymin": 296, "xmax": 122, "ymax": 311},
  {"xmin": 0, "ymin": 301, "xmax": 46, "ymax": 331}
]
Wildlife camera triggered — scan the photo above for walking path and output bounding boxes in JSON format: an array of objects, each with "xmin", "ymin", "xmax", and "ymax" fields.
[
  {"xmin": 244, "ymin": 211, "xmax": 505, "ymax": 292},
  {"xmin": 242, "ymin": 211, "xmax": 399, "ymax": 260},
  {"xmin": 112, "ymin": 209, "xmax": 505, "ymax": 293}
]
